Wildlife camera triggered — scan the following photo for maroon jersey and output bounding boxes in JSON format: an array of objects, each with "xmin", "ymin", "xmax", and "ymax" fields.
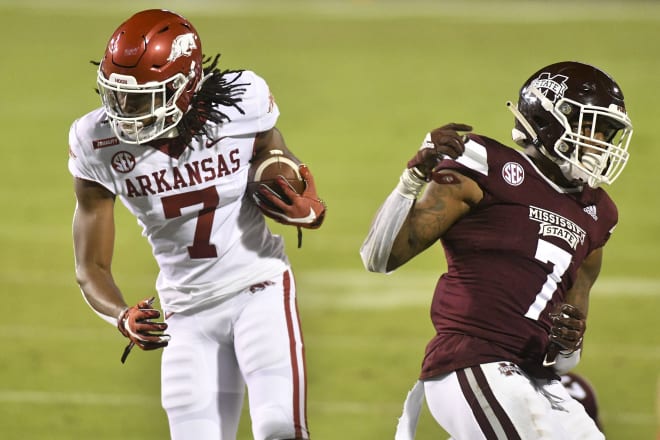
[{"xmin": 420, "ymin": 134, "xmax": 617, "ymax": 380}]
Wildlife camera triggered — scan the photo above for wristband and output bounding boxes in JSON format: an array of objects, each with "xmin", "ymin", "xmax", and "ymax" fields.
[
  {"xmin": 116, "ymin": 307, "xmax": 131, "ymax": 337},
  {"xmin": 553, "ymin": 348, "xmax": 582, "ymax": 375},
  {"xmin": 396, "ymin": 168, "xmax": 426, "ymax": 200}
]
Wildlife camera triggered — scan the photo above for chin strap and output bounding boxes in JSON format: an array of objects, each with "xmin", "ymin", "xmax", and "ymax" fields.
[
  {"xmin": 506, "ymin": 86, "xmax": 558, "ymax": 148},
  {"xmin": 506, "ymin": 100, "xmax": 539, "ymax": 146}
]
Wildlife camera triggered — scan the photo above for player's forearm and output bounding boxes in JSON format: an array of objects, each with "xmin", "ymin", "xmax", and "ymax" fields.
[
  {"xmin": 75, "ymin": 264, "xmax": 128, "ymax": 326},
  {"xmin": 360, "ymin": 169, "xmax": 424, "ymax": 273},
  {"xmin": 566, "ymin": 247, "xmax": 602, "ymax": 313}
]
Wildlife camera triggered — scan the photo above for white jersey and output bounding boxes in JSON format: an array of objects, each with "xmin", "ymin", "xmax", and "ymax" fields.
[{"xmin": 68, "ymin": 70, "xmax": 290, "ymax": 312}]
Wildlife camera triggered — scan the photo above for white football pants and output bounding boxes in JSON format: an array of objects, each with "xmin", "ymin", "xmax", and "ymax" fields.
[
  {"xmin": 423, "ymin": 362, "xmax": 604, "ymax": 439},
  {"xmin": 160, "ymin": 269, "xmax": 309, "ymax": 440}
]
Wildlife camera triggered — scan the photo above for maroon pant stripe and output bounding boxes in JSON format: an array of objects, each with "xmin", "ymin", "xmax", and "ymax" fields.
[
  {"xmin": 282, "ymin": 270, "xmax": 306, "ymax": 438},
  {"xmin": 457, "ymin": 366, "xmax": 521, "ymax": 440}
]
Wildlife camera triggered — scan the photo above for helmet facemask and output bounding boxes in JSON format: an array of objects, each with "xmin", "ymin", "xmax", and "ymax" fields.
[
  {"xmin": 553, "ymin": 98, "xmax": 632, "ymax": 188},
  {"xmin": 98, "ymin": 69, "xmax": 194, "ymax": 144},
  {"xmin": 526, "ymin": 86, "xmax": 633, "ymax": 188}
]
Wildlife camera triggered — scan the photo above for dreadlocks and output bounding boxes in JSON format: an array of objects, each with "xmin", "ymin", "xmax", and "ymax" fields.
[{"xmin": 178, "ymin": 54, "xmax": 248, "ymax": 142}]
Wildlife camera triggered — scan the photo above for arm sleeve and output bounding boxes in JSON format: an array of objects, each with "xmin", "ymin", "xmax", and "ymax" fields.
[{"xmin": 360, "ymin": 169, "xmax": 425, "ymax": 273}]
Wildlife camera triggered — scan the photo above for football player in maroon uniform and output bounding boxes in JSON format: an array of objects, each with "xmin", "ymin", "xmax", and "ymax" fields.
[{"xmin": 361, "ymin": 61, "xmax": 632, "ymax": 439}]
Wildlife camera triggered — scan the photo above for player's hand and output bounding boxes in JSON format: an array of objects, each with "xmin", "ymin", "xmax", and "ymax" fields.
[
  {"xmin": 117, "ymin": 297, "xmax": 170, "ymax": 361},
  {"xmin": 407, "ymin": 123, "xmax": 473, "ymax": 180},
  {"xmin": 255, "ymin": 164, "xmax": 326, "ymax": 229},
  {"xmin": 543, "ymin": 303, "xmax": 586, "ymax": 365}
]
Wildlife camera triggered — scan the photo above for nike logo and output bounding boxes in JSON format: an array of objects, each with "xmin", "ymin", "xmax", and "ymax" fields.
[{"xmin": 205, "ymin": 136, "xmax": 227, "ymax": 149}]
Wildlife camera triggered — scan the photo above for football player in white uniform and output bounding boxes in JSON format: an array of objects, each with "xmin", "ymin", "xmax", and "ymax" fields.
[{"xmin": 69, "ymin": 9, "xmax": 325, "ymax": 440}]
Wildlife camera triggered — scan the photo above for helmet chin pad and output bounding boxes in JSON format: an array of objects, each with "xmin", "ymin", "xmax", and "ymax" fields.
[
  {"xmin": 116, "ymin": 117, "xmax": 167, "ymax": 144},
  {"xmin": 511, "ymin": 128, "xmax": 528, "ymax": 147}
]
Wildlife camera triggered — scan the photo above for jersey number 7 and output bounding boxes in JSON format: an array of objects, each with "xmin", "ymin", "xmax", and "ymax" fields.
[
  {"xmin": 161, "ymin": 187, "xmax": 219, "ymax": 259},
  {"xmin": 525, "ymin": 238, "xmax": 572, "ymax": 320}
]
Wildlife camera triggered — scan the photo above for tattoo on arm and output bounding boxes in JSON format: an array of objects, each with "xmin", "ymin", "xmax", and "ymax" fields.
[{"xmin": 388, "ymin": 172, "xmax": 480, "ymax": 270}]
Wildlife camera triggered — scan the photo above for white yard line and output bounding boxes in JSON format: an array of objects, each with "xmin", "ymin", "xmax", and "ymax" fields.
[
  {"xmin": 0, "ymin": 389, "xmax": 654, "ymax": 426},
  {"xmin": 295, "ymin": 271, "xmax": 660, "ymax": 309},
  {"xmin": 0, "ymin": 390, "xmax": 156, "ymax": 406}
]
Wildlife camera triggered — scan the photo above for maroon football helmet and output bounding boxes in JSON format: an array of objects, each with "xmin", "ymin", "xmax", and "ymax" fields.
[
  {"xmin": 508, "ymin": 61, "xmax": 633, "ymax": 188},
  {"xmin": 97, "ymin": 9, "xmax": 203, "ymax": 144}
]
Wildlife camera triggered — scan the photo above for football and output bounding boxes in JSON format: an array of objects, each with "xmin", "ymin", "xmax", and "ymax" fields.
[{"xmin": 246, "ymin": 149, "xmax": 306, "ymax": 208}]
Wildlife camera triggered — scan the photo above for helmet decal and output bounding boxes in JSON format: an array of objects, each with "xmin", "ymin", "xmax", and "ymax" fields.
[
  {"xmin": 167, "ymin": 33, "xmax": 198, "ymax": 62},
  {"xmin": 529, "ymin": 72, "xmax": 568, "ymax": 103}
]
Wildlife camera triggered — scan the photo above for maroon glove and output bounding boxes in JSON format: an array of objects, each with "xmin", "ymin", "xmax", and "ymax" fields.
[
  {"xmin": 254, "ymin": 164, "xmax": 326, "ymax": 229},
  {"xmin": 117, "ymin": 297, "xmax": 170, "ymax": 363},
  {"xmin": 407, "ymin": 123, "xmax": 473, "ymax": 180},
  {"xmin": 543, "ymin": 303, "xmax": 586, "ymax": 366}
]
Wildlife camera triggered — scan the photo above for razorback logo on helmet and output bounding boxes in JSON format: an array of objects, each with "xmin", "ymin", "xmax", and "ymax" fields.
[
  {"xmin": 124, "ymin": 47, "xmax": 139, "ymax": 57},
  {"xmin": 167, "ymin": 33, "xmax": 197, "ymax": 62},
  {"xmin": 530, "ymin": 72, "xmax": 568, "ymax": 103}
]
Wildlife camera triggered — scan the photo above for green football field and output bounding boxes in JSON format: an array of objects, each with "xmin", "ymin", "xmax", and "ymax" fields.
[{"xmin": 0, "ymin": 1, "xmax": 658, "ymax": 438}]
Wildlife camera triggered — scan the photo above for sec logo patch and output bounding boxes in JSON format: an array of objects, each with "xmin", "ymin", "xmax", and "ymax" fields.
[
  {"xmin": 502, "ymin": 161, "xmax": 524, "ymax": 186},
  {"xmin": 112, "ymin": 151, "xmax": 136, "ymax": 173}
]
